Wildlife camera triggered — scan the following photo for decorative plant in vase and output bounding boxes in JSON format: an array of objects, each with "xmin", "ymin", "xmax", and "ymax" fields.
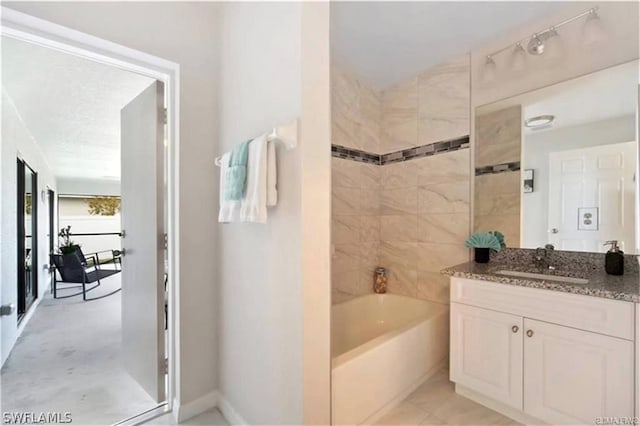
[
  {"xmin": 465, "ymin": 230, "xmax": 506, "ymax": 263},
  {"xmin": 58, "ymin": 225, "xmax": 79, "ymax": 254}
]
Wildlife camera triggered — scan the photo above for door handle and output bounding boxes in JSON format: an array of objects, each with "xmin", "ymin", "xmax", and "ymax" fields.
[
  {"xmin": 550, "ymin": 228, "xmax": 559, "ymax": 234},
  {"xmin": 526, "ymin": 329, "xmax": 534, "ymax": 337},
  {"xmin": 511, "ymin": 325, "xmax": 519, "ymax": 333},
  {"xmin": 114, "ymin": 249, "xmax": 127, "ymax": 257}
]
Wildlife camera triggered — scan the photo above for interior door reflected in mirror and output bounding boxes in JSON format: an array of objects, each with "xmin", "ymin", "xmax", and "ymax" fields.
[{"xmin": 474, "ymin": 60, "xmax": 639, "ymax": 254}]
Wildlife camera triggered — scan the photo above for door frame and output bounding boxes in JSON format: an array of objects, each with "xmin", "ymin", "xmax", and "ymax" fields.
[{"xmin": 1, "ymin": 7, "xmax": 181, "ymax": 420}]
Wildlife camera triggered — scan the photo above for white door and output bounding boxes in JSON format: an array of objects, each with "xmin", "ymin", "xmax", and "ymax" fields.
[
  {"xmin": 548, "ymin": 141, "xmax": 636, "ymax": 252},
  {"xmin": 523, "ymin": 318, "xmax": 634, "ymax": 425},
  {"xmin": 450, "ymin": 303, "xmax": 523, "ymax": 410},
  {"xmin": 120, "ymin": 81, "xmax": 166, "ymax": 402}
]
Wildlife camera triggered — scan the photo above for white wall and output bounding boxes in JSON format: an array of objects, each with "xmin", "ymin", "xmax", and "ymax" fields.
[
  {"xmin": 3, "ymin": 1, "xmax": 219, "ymax": 406},
  {"xmin": 523, "ymin": 115, "xmax": 637, "ymax": 248},
  {"xmin": 217, "ymin": 2, "xmax": 330, "ymax": 424},
  {"xmin": 1, "ymin": 89, "xmax": 57, "ymax": 365},
  {"xmin": 56, "ymin": 177, "xmax": 120, "ymax": 196}
]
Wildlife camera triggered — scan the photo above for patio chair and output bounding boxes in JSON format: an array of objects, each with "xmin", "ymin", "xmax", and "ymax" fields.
[{"xmin": 50, "ymin": 247, "xmax": 121, "ymax": 301}]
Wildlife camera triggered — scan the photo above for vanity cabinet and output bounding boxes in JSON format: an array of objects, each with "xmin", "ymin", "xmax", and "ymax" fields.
[{"xmin": 450, "ymin": 277, "xmax": 637, "ymax": 425}]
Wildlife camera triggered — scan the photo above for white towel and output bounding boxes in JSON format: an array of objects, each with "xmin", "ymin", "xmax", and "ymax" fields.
[{"xmin": 218, "ymin": 133, "xmax": 277, "ymax": 223}]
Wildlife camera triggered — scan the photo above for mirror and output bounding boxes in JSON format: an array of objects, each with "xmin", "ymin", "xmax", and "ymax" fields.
[{"xmin": 474, "ymin": 60, "xmax": 639, "ymax": 254}]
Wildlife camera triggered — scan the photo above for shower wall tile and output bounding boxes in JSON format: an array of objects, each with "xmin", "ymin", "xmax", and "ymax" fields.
[
  {"xmin": 475, "ymin": 105, "xmax": 522, "ymax": 168},
  {"xmin": 332, "ymin": 56, "xmax": 472, "ymax": 304},
  {"xmin": 416, "ymin": 148, "xmax": 470, "ymax": 185},
  {"xmin": 417, "ymin": 213, "xmax": 469, "ymax": 244},
  {"xmin": 332, "ymin": 186, "xmax": 360, "ymax": 216},
  {"xmin": 381, "ymin": 188, "xmax": 418, "ymax": 215},
  {"xmin": 380, "ymin": 215, "xmax": 419, "ymax": 242},
  {"xmin": 418, "ymin": 56, "xmax": 470, "ymax": 146},
  {"xmin": 474, "ymin": 170, "xmax": 521, "ymax": 247},
  {"xmin": 381, "ymin": 77, "xmax": 419, "ymax": 152},
  {"xmin": 380, "ymin": 161, "xmax": 419, "ymax": 189},
  {"xmin": 418, "ymin": 182, "xmax": 470, "ymax": 214}
]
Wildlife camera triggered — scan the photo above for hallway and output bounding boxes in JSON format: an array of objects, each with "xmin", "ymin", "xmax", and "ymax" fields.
[{"xmin": 1, "ymin": 275, "xmax": 158, "ymax": 425}]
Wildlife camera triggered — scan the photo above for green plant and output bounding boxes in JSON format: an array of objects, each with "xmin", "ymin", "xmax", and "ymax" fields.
[
  {"xmin": 489, "ymin": 231, "xmax": 506, "ymax": 249},
  {"xmin": 86, "ymin": 196, "xmax": 120, "ymax": 216},
  {"xmin": 465, "ymin": 232, "xmax": 503, "ymax": 252},
  {"xmin": 58, "ymin": 225, "xmax": 79, "ymax": 254}
]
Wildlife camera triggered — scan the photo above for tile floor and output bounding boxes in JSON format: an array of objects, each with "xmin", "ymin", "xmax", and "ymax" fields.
[
  {"xmin": 145, "ymin": 408, "xmax": 228, "ymax": 425},
  {"xmin": 373, "ymin": 368, "xmax": 518, "ymax": 425}
]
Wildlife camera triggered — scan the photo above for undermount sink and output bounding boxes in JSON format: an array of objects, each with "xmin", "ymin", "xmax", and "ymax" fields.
[{"xmin": 495, "ymin": 270, "xmax": 589, "ymax": 285}]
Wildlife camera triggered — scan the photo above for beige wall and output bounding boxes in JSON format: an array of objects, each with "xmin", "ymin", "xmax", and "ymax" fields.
[
  {"xmin": 331, "ymin": 55, "xmax": 471, "ymax": 304},
  {"xmin": 4, "ymin": 0, "xmax": 219, "ymax": 407}
]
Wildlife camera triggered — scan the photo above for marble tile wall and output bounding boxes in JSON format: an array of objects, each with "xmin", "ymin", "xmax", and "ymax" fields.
[
  {"xmin": 378, "ymin": 149, "xmax": 471, "ymax": 303},
  {"xmin": 381, "ymin": 55, "xmax": 470, "ymax": 152},
  {"xmin": 331, "ymin": 57, "xmax": 472, "ymax": 304},
  {"xmin": 474, "ymin": 105, "xmax": 523, "ymax": 246}
]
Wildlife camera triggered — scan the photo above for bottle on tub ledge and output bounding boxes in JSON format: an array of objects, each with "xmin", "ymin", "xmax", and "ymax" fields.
[
  {"xmin": 464, "ymin": 230, "xmax": 506, "ymax": 264},
  {"xmin": 373, "ymin": 267, "xmax": 387, "ymax": 293},
  {"xmin": 603, "ymin": 240, "xmax": 624, "ymax": 275}
]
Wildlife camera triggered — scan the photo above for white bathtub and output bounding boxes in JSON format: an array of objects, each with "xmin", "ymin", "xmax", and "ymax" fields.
[{"xmin": 331, "ymin": 294, "xmax": 449, "ymax": 425}]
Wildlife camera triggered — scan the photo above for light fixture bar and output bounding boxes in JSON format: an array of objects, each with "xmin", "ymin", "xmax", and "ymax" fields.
[{"xmin": 485, "ymin": 7, "xmax": 598, "ymax": 59}]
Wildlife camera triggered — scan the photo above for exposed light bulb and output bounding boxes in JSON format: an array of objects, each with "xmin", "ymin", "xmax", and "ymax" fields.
[
  {"xmin": 482, "ymin": 56, "xmax": 497, "ymax": 84},
  {"xmin": 510, "ymin": 43, "xmax": 527, "ymax": 73},
  {"xmin": 527, "ymin": 34, "xmax": 545, "ymax": 55},
  {"xmin": 583, "ymin": 9, "xmax": 607, "ymax": 47}
]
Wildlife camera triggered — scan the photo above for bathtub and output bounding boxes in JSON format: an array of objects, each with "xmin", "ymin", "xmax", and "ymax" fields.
[{"xmin": 331, "ymin": 294, "xmax": 449, "ymax": 425}]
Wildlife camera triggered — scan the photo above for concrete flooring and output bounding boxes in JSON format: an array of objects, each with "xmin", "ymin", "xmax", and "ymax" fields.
[{"xmin": 1, "ymin": 274, "xmax": 160, "ymax": 425}]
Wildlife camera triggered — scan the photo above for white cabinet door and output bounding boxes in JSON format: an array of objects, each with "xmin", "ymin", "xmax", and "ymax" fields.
[
  {"xmin": 450, "ymin": 303, "xmax": 523, "ymax": 410},
  {"xmin": 524, "ymin": 319, "xmax": 635, "ymax": 425}
]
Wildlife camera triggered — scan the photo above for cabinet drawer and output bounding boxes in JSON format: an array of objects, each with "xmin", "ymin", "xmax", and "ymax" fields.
[{"xmin": 451, "ymin": 277, "xmax": 635, "ymax": 340}]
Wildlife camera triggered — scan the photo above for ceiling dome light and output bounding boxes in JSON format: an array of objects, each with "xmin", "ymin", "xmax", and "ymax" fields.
[
  {"xmin": 482, "ymin": 56, "xmax": 497, "ymax": 84},
  {"xmin": 583, "ymin": 9, "xmax": 606, "ymax": 47},
  {"xmin": 510, "ymin": 43, "xmax": 527, "ymax": 73},
  {"xmin": 524, "ymin": 115, "xmax": 555, "ymax": 129}
]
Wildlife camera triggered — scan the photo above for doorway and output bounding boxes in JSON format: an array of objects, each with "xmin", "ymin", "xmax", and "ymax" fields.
[
  {"xmin": 16, "ymin": 158, "xmax": 37, "ymax": 320},
  {"xmin": 1, "ymin": 13, "xmax": 179, "ymax": 424}
]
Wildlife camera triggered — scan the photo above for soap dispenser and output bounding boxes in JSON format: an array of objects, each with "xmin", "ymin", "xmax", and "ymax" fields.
[{"xmin": 603, "ymin": 240, "xmax": 624, "ymax": 276}]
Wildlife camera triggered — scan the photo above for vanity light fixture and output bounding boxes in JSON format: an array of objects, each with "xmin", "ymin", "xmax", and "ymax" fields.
[
  {"xmin": 482, "ymin": 56, "xmax": 497, "ymax": 83},
  {"xmin": 524, "ymin": 115, "xmax": 555, "ymax": 129},
  {"xmin": 511, "ymin": 43, "xmax": 527, "ymax": 72},
  {"xmin": 482, "ymin": 7, "xmax": 602, "ymax": 80}
]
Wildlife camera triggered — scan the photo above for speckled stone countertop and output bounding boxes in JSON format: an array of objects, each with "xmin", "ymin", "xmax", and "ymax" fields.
[{"xmin": 441, "ymin": 248, "xmax": 640, "ymax": 303}]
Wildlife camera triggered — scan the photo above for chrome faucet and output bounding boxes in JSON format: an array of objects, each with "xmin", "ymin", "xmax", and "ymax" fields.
[{"xmin": 534, "ymin": 245, "xmax": 555, "ymax": 270}]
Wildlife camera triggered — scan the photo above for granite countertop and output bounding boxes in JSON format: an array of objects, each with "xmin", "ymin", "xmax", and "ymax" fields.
[{"xmin": 441, "ymin": 249, "xmax": 640, "ymax": 303}]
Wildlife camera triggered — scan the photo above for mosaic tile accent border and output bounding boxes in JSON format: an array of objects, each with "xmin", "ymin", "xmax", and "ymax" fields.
[
  {"xmin": 475, "ymin": 161, "xmax": 521, "ymax": 176},
  {"xmin": 331, "ymin": 135, "xmax": 470, "ymax": 166},
  {"xmin": 331, "ymin": 145, "xmax": 381, "ymax": 165}
]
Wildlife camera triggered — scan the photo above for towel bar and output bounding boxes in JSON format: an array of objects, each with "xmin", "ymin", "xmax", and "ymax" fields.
[{"xmin": 215, "ymin": 118, "xmax": 298, "ymax": 166}]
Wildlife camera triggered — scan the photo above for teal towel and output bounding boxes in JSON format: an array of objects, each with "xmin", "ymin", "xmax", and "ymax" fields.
[{"xmin": 224, "ymin": 139, "xmax": 251, "ymax": 201}]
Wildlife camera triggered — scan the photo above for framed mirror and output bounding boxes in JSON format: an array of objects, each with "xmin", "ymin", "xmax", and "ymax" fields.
[{"xmin": 473, "ymin": 60, "xmax": 639, "ymax": 254}]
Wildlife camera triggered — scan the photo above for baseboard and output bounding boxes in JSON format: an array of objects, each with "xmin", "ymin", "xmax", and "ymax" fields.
[
  {"xmin": 174, "ymin": 390, "xmax": 219, "ymax": 423},
  {"xmin": 455, "ymin": 384, "xmax": 545, "ymax": 426},
  {"xmin": 360, "ymin": 358, "xmax": 447, "ymax": 425},
  {"xmin": 217, "ymin": 394, "xmax": 249, "ymax": 425}
]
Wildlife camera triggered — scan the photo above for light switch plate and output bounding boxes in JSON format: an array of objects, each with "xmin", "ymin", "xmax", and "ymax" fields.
[{"xmin": 578, "ymin": 207, "xmax": 598, "ymax": 231}]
